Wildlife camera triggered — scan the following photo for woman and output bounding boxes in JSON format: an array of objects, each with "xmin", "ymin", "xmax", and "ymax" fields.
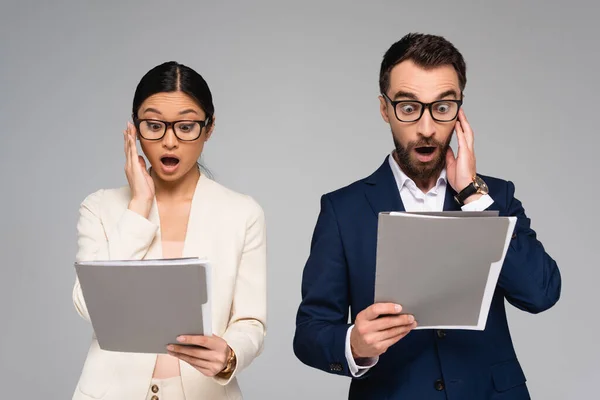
[{"xmin": 72, "ymin": 62, "xmax": 266, "ymax": 400}]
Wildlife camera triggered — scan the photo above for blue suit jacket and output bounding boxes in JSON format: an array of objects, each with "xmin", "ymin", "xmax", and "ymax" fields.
[{"xmin": 293, "ymin": 158, "xmax": 561, "ymax": 400}]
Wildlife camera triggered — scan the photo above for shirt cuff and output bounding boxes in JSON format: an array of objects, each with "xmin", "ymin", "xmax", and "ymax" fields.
[
  {"xmin": 345, "ymin": 325, "xmax": 378, "ymax": 377},
  {"xmin": 461, "ymin": 194, "xmax": 494, "ymax": 211}
]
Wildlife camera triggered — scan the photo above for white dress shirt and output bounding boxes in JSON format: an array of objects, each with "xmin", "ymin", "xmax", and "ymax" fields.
[{"xmin": 345, "ymin": 154, "xmax": 494, "ymax": 377}]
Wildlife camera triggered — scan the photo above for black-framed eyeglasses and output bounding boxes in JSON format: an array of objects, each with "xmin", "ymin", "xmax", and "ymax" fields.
[
  {"xmin": 382, "ymin": 92, "xmax": 463, "ymax": 122},
  {"xmin": 133, "ymin": 118, "xmax": 209, "ymax": 141}
]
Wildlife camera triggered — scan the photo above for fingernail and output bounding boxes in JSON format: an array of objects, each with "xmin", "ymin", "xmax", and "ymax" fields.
[
  {"xmin": 167, "ymin": 345, "xmax": 174, "ymax": 351},
  {"xmin": 177, "ymin": 336, "xmax": 186, "ymax": 342},
  {"xmin": 408, "ymin": 315, "xmax": 414, "ymax": 323},
  {"xmin": 394, "ymin": 304, "xmax": 402, "ymax": 312}
]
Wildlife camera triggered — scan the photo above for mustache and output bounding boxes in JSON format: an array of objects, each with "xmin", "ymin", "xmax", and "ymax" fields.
[{"xmin": 407, "ymin": 138, "xmax": 445, "ymax": 149}]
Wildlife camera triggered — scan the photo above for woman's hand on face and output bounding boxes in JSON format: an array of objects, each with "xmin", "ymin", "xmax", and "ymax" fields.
[
  {"xmin": 124, "ymin": 122, "xmax": 155, "ymax": 218},
  {"xmin": 167, "ymin": 335, "xmax": 232, "ymax": 378}
]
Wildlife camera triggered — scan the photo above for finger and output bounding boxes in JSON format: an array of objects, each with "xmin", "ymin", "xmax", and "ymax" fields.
[
  {"xmin": 177, "ymin": 335, "xmax": 220, "ymax": 350},
  {"xmin": 370, "ymin": 314, "xmax": 415, "ymax": 332},
  {"xmin": 124, "ymin": 124, "xmax": 130, "ymax": 153},
  {"xmin": 377, "ymin": 327, "xmax": 414, "ymax": 350},
  {"xmin": 362, "ymin": 303, "xmax": 402, "ymax": 321},
  {"xmin": 167, "ymin": 344, "xmax": 213, "ymax": 361},
  {"xmin": 129, "ymin": 131, "xmax": 139, "ymax": 171},
  {"xmin": 375, "ymin": 321, "xmax": 418, "ymax": 342},
  {"xmin": 458, "ymin": 109, "xmax": 474, "ymax": 149},
  {"xmin": 455, "ymin": 120, "xmax": 468, "ymax": 155},
  {"xmin": 129, "ymin": 121, "xmax": 139, "ymax": 143},
  {"xmin": 124, "ymin": 128, "xmax": 132, "ymax": 171},
  {"xmin": 127, "ymin": 122, "xmax": 135, "ymax": 145},
  {"xmin": 123, "ymin": 129, "xmax": 128, "ymax": 156},
  {"xmin": 128, "ymin": 137, "xmax": 136, "ymax": 174},
  {"xmin": 167, "ymin": 350, "xmax": 214, "ymax": 370}
]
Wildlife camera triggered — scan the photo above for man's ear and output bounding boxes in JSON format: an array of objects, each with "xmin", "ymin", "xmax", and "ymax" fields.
[{"xmin": 379, "ymin": 95, "xmax": 390, "ymax": 124}]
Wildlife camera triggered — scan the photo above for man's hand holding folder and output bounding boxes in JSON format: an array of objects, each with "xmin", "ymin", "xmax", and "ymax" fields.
[{"xmin": 350, "ymin": 303, "xmax": 417, "ymax": 359}]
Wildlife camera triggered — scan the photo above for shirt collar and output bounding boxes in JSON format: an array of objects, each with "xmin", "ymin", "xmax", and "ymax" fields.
[{"xmin": 388, "ymin": 152, "xmax": 447, "ymax": 194}]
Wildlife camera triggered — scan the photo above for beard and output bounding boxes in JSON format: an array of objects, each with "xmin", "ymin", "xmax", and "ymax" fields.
[{"xmin": 393, "ymin": 133, "xmax": 452, "ymax": 182}]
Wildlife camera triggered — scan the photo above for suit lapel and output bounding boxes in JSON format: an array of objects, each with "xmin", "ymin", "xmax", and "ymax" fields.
[
  {"xmin": 144, "ymin": 197, "xmax": 163, "ymax": 260},
  {"xmin": 365, "ymin": 157, "xmax": 461, "ymax": 213},
  {"xmin": 182, "ymin": 174, "xmax": 212, "ymax": 259},
  {"xmin": 443, "ymin": 183, "xmax": 462, "ymax": 211},
  {"xmin": 364, "ymin": 157, "xmax": 405, "ymax": 215}
]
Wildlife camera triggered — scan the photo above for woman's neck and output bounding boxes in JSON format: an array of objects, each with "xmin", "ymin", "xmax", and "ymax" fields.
[{"xmin": 152, "ymin": 166, "xmax": 200, "ymax": 202}]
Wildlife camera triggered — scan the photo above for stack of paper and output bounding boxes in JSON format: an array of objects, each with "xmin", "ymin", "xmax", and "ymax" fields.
[
  {"xmin": 374, "ymin": 211, "xmax": 516, "ymax": 330},
  {"xmin": 75, "ymin": 257, "xmax": 212, "ymax": 353}
]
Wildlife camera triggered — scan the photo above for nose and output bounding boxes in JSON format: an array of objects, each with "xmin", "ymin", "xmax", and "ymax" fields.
[
  {"xmin": 162, "ymin": 125, "xmax": 179, "ymax": 149},
  {"xmin": 416, "ymin": 107, "xmax": 436, "ymax": 138}
]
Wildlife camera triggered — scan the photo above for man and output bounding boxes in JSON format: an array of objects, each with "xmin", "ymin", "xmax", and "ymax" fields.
[{"xmin": 293, "ymin": 33, "xmax": 561, "ymax": 399}]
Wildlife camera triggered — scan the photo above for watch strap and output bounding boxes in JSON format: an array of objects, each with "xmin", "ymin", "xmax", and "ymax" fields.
[{"xmin": 454, "ymin": 182, "xmax": 478, "ymax": 205}]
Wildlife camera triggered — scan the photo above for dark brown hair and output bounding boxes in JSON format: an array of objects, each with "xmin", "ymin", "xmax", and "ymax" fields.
[
  {"xmin": 379, "ymin": 33, "xmax": 467, "ymax": 95},
  {"xmin": 132, "ymin": 61, "xmax": 214, "ymax": 128}
]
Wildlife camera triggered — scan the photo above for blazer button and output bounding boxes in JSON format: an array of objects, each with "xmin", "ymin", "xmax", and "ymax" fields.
[
  {"xmin": 151, "ymin": 396, "xmax": 159, "ymax": 400},
  {"xmin": 434, "ymin": 379, "xmax": 445, "ymax": 391},
  {"xmin": 151, "ymin": 384, "xmax": 159, "ymax": 393},
  {"xmin": 329, "ymin": 363, "xmax": 343, "ymax": 372},
  {"xmin": 436, "ymin": 330, "xmax": 446, "ymax": 339}
]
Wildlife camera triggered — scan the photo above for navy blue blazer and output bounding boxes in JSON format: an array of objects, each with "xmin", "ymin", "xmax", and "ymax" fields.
[{"xmin": 293, "ymin": 158, "xmax": 561, "ymax": 400}]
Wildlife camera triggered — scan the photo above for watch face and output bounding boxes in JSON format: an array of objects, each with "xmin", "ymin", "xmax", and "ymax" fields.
[{"xmin": 475, "ymin": 176, "xmax": 489, "ymax": 194}]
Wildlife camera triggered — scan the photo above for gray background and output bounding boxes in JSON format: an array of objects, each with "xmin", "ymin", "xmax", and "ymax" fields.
[{"xmin": 1, "ymin": 0, "xmax": 597, "ymax": 399}]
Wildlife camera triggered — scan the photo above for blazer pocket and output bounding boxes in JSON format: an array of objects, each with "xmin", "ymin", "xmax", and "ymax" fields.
[
  {"xmin": 491, "ymin": 358, "xmax": 527, "ymax": 392},
  {"xmin": 77, "ymin": 342, "xmax": 120, "ymax": 399}
]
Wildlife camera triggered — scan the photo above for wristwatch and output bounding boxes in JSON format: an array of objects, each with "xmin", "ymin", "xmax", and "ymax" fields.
[
  {"xmin": 219, "ymin": 347, "xmax": 237, "ymax": 377},
  {"xmin": 454, "ymin": 175, "xmax": 489, "ymax": 205}
]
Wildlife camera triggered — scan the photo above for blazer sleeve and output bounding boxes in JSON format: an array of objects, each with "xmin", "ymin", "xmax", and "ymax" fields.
[
  {"xmin": 73, "ymin": 189, "xmax": 159, "ymax": 321},
  {"xmin": 215, "ymin": 198, "xmax": 267, "ymax": 385},
  {"xmin": 293, "ymin": 194, "xmax": 353, "ymax": 378},
  {"xmin": 489, "ymin": 181, "xmax": 562, "ymax": 313}
]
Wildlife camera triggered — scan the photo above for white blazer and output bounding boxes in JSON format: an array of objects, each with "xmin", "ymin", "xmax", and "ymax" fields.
[{"xmin": 72, "ymin": 175, "xmax": 267, "ymax": 400}]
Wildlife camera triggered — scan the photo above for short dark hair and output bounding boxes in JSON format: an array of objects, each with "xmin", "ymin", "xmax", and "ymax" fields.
[
  {"xmin": 379, "ymin": 33, "xmax": 467, "ymax": 95},
  {"xmin": 132, "ymin": 61, "xmax": 215, "ymax": 127}
]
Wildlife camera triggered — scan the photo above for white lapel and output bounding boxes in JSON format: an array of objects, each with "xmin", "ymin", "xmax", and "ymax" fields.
[
  {"xmin": 181, "ymin": 174, "xmax": 213, "ymax": 260},
  {"xmin": 143, "ymin": 196, "xmax": 163, "ymax": 260},
  {"xmin": 179, "ymin": 174, "xmax": 218, "ymax": 395}
]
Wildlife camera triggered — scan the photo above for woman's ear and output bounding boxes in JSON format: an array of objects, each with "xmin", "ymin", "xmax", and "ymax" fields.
[{"xmin": 205, "ymin": 115, "xmax": 216, "ymax": 140}]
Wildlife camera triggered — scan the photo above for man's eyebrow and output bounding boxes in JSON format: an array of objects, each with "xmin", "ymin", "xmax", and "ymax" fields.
[
  {"xmin": 391, "ymin": 89, "xmax": 460, "ymax": 101},
  {"xmin": 436, "ymin": 89, "xmax": 459, "ymax": 100},
  {"xmin": 392, "ymin": 90, "xmax": 418, "ymax": 100}
]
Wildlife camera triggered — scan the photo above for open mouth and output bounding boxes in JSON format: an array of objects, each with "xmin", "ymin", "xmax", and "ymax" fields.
[
  {"xmin": 414, "ymin": 146, "xmax": 437, "ymax": 155},
  {"xmin": 160, "ymin": 156, "xmax": 180, "ymax": 167}
]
